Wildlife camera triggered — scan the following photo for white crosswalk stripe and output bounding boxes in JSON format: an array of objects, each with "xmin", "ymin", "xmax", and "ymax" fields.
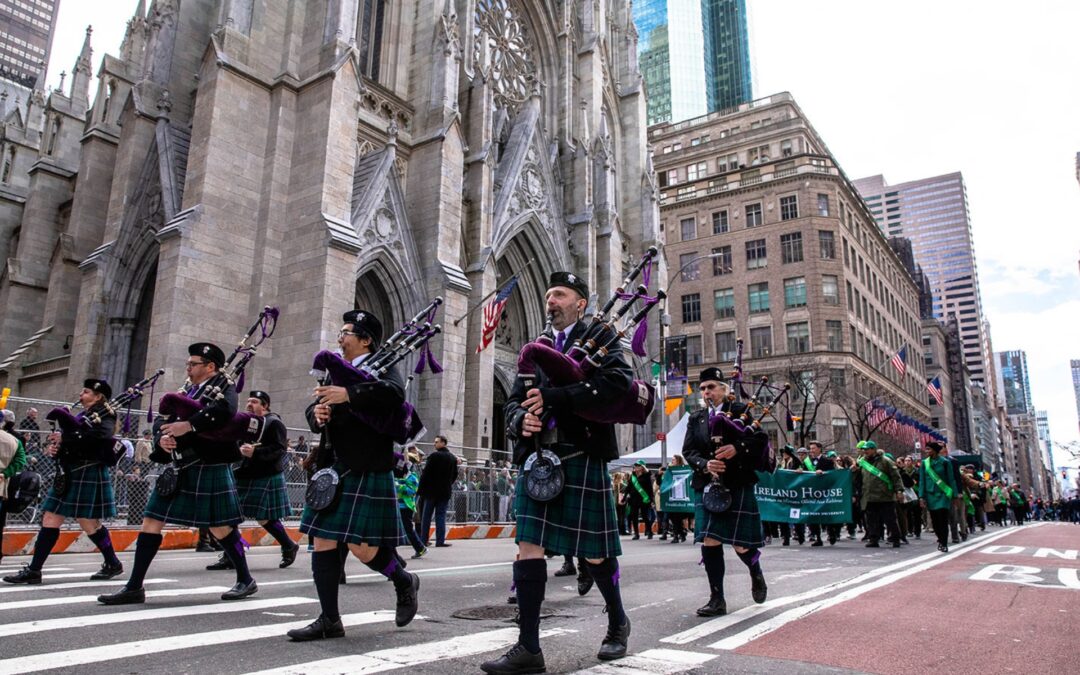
[
  {"xmin": 0, "ymin": 585, "xmax": 232, "ymax": 611},
  {"xmin": 568, "ymin": 649, "xmax": 717, "ymax": 674},
  {"xmin": 0, "ymin": 578, "xmax": 175, "ymax": 595}
]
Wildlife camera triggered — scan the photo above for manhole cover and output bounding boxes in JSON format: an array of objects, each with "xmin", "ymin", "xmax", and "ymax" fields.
[{"xmin": 453, "ymin": 605, "xmax": 558, "ymax": 621}]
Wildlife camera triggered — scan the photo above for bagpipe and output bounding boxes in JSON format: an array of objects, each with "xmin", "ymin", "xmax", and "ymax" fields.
[{"xmin": 156, "ymin": 306, "xmax": 280, "ymax": 443}]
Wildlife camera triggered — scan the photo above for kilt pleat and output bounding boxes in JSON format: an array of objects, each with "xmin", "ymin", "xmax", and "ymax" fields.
[
  {"xmin": 300, "ymin": 468, "xmax": 403, "ymax": 547},
  {"xmin": 694, "ymin": 483, "xmax": 764, "ymax": 547},
  {"xmin": 143, "ymin": 463, "xmax": 243, "ymax": 527},
  {"xmin": 236, "ymin": 473, "xmax": 293, "ymax": 521},
  {"xmin": 514, "ymin": 453, "xmax": 621, "ymax": 559},
  {"xmin": 40, "ymin": 463, "xmax": 116, "ymax": 520}
]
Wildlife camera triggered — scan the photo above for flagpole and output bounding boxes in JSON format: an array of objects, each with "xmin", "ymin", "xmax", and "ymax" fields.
[{"xmin": 452, "ymin": 257, "xmax": 538, "ymax": 327}]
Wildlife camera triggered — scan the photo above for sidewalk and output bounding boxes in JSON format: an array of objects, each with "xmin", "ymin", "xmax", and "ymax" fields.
[{"xmin": 2, "ymin": 523, "xmax": 516, "ymax": 556}]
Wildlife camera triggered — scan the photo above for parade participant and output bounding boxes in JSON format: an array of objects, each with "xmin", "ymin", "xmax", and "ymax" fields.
[
  {"xmin": 918, "ymin": 441, "xmax": 957, "ymax": 553},
  {"xmin": 940, "ymin": 444, "xmax": 968, "ymax": 543},
  {"xmin": 481, "ymin": 272, "xmax": 633, "ymax": 673},
  {"xmin": 98, "ymin": 344, "xmax": 257, "ymax": 604},
  {"xmin": 0, "ymin": 426, "xmax": 27, "ymax": 565},
  {"xmin": 206, "ymin": 390, "xmax": 299, "ymax": 572},
  {"xmin": 287, "ymin": 310, "xmax": 419, "ymax": 641},
  {"xmin": 4, "ymin": 380, "xmax": 124, "ymax": 584},
  {"xmin": 625, "ymin": 460, "xmax": 655, "ymax": 539},
  {"xmin": 682, "ymin": 368, "xmax": 770, "ymax": 618},
  {"xmin": 856, "ymin": 441, "xmax": 904, "ymax": 548},
  {"xmin": 801, "ymin": 441, "xmax": 840, "ymax": 546}
]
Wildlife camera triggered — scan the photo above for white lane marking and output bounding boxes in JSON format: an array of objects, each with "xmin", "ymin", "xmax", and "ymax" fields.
[
  {"xmin": 258, "ymin": 560, "xmax": 516, "ymax": 588},
  {"xmin": 569, "ymin": 648, "xmax": 716, "ymax": 674},
  {"xmin": 708, "ymin": 524, "xmax": 1040, "ymax": 650},
  {"xmin": 0, "ymin": 567, "xmax": 73, "ymax": 573},
  {"xmin": 774, "ymin": 567, "xmax": 834, "ymax": 581},
  {"xmin": 244, "ymin": 627, "xmax": 578, "ymax": 675},
  {"xmin": 0, "ymin": 578, "xmax": 174, "ymax": 595},
  {"xmin": 0, "ymin": 586, "xmax": 232, "ymax": 611},
  {"xmin": 0, "ymin": 610, "xmax": 398, "ymax": 675},
  {"xmin": 0, "ymin": 596, "xmax": 318, "ymax": 638},
  {"xmin": 1059, "ymin": 568, "xmax": 1080, "ymax": 589},
  {"xmin": 660, "ymin": 526, "xmax": 1037, "ymax": 646}
]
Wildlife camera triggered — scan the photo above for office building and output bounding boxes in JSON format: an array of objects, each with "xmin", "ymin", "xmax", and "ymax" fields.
[
  {"xmin": 997, "ymin": 350, "xmax": 1034, "ymax": 415},
  {"xmin": 0, "ymin": 0, "xmax": 59, "ymax": 88}
]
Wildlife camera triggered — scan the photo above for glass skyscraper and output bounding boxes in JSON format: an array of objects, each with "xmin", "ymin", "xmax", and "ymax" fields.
[{"xmin": 634, "ymin": 0, "xmax": 752, "ymax": 126}]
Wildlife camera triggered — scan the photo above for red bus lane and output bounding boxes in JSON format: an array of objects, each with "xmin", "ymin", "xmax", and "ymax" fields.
[{"xmin": 734, "ymin": 523, "xmax": 1079, "ymax": 675}]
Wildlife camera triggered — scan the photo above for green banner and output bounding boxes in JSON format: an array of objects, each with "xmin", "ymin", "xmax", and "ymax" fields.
[
  {"xmin": 753, "ymin": 469, "xmax": 853, "ymax": 524},
  {"xmin": 660, "ymin": 466, "xmax": 697, "ymax": 514}
]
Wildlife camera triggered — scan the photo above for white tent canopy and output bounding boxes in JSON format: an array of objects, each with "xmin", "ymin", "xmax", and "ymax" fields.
[{"xmin": 610, "ymin": 413, "xmax": 690, "ymax": 468}]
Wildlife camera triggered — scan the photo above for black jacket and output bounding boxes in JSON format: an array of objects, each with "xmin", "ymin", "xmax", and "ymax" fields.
[
  {"xmin": 233, "ymin": 412, "xmax": 288, "ymax": 479},
  {"xmin": 306, "ymin": 361, "xmax": 405, "ymax": 474},
  {"xmin": 624, "ymin": 470, "xmax": 654, "ymax": 506},
  {"xmin": 505, "ymin": 320, "xmax": 634, "ymax": 465},
  {"xmin": 152, "ymin": 378, "xmax": 241, "ymax": 465},
  {"xmin": 59, "ymin": 409, "xmax": 116, "ymax": 466},
  {"xmin": 417, "ymin": 448, "xmax": 459, "ymax": 502},
  {"xmin": 682, "ymin": 407, "xmax": 770, "ymax": 491},
  {"xmin": 811, "ymin": 455, "xmax": 835, "ymax": 471}
]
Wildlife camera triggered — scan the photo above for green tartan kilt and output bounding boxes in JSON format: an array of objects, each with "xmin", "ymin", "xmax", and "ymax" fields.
[
  {"xmin": 40, "ymin": 462, "xmax": 116, "ymax": 520},
  {"xmin": 236, "ymin": 473, "xmax": 293, "ymax": 521},
  {"xmin": 144, "ymin": 463, "xmax": 243, "ymax": 527},
  {"xmin": 300, "ymin": 468, "xmax": 403, "ymax": 547},
  {"xmin": 514, "ymin": 452, "xmax": 621, "ymax": 560},
  {"xmin": 694, "ymin": 483, "xmax": 764, "ymax": 548}
]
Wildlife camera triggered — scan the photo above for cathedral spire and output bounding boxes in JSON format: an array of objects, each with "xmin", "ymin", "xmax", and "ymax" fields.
[
  {"xmin": 121, "ymin": 0, "xmax": 149, "ymax": 63},
  {"xmin": 70, "ymin": 26, "xmax": 94, "ymax": 103}
]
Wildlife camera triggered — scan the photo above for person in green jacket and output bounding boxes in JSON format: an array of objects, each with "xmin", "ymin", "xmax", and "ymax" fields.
[
  {"xmin": 918, "ymin": 441, "xmax": 958, "ymax": 553},
  {"xmin": 394, "ymin": 451, "xmax": 426, "ymax": 559},
  {"xmin": 0, "ymin": 427, "xmax": 28, "ymax": 565},
  {"xmin": 856, "ymin": 441, "xmax": 904, "ymax": 548}
]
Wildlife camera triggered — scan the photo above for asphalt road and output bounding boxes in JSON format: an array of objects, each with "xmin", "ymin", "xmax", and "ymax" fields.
[{"xmin": 0, "ymin": 523, "xmax": 1074, "ymax": 674}]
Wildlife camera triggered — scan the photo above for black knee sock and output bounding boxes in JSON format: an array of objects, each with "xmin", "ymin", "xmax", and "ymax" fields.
[
  {"xmin": 263, "ymin": 520, "xmax": 295, "ymax": 550},
  {"xmin": 364, "ymin": 546, "xmax": 412, "ymax": 589},
  {"xmin": 219, "ymin": 529, "xmax": 253, "ymax": 585},
  {"xmin": 736, "ymin": 548, "xmax": 762, "ymax": 576},
  {"xmin": 586, "ymin": 558, "xmax": 626, "ymax": 629},
  {"xmin": 127, "ymin": 532, "xmax": 163, "ymax": 590},
  {"xmin": 29, "ymin": 527, "xmax": 60, "ymax": 571},
  {"xmin": 311, "ymin": 549, "xmax": 341, "ymax": 621},
  {"xmin": 701, "ymin": 545, "xmax": 726, "ymax": 597},
  {"xmin": 514, "ymin": 558, "xmax": 547, "ymax": 654},
  {"xmin": 88, "ymin": 526, "xmax": 121, "ymax": 567}
]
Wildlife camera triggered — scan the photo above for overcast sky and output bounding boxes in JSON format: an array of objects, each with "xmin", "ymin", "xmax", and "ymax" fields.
[{"xmin": 44, "ymin": 1, "xmax": 1080, "ymax": 468}]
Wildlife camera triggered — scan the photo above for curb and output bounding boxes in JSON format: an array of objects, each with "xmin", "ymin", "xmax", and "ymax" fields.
[{"xmin": 1, "ymin": 523, "xmax": 516, "ymax": 556}]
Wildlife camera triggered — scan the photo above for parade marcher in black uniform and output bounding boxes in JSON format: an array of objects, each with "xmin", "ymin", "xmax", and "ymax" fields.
[
  {"xmin": 682, "ymin": 369, "xmax": 770, "ymax": 617},
  {"xmin": 482, "ymin": 272, "xmax": 633, "ymax": 674},
  {"xmin": 803, "ymin": 441, "xmax": 840, "ymax": 546},
  {"xmin": 207, "ymin": 390, "xmax": 299, "ymax": 572},
  {"xmin": 625, "ymin": 460, "xmax": 655, "ymax": 539},
  {"xmin": 4, "ymin": 380, "xmax": 124, "ymax": 585},
  {"xmin": 98, "ymin": 344, "xmax": 257, "ymax": 604},
  {"xmin": 287, "ymin": 310, "xmax": 419, "ymax": 641}
]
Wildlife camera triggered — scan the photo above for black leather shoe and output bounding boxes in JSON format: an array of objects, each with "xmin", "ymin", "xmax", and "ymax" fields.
[
  {"xmin": 696, "ymin": 593, "xmax": 727, "ymax": 617},
  {"xmin": 782, "ymin": 538, "xmax": 790, "ymax": 546},
  {"xmin": 435, "ymin": 543, "xmax": 452, "ymax": 548},
  {"xmin": 631, "ymin": 534, "xmax": 640, "ymax": 540},
  {"xmin": 287, "ymin": 614, "xmax": 345, "ymax": 642},
  {"xmin": 280, "ymin": 545, "xmax": 299, "ymax": 569},
  {"xmin": 207, "ymin": 553, "xmax": 234, "ymax": 571},
  {"xmin": 597, "ymin": 614, "xmax": 630, "ymax": 661},
  {"xmin": 891, "ymin": 541, "xmax": 902, "ymax": 548},
  {"xmin": 3, "ymin": 566, "xmax": 42, "ymax": 585},
  {"xmin": 811, "ymin": 540, "xmax": 823, "ymax": 547},
  {"xmin": 553, "ymin": 560, "xmax": 576, "ymax": 577},
  {"xmin": 751, "ymin": 573, "xmax": 768, "ymax": 604},
  {"xmin": 98, "ymin": 586, "xmax": 145, "ymax": 605},
  {"xmin": 480, "ymin": 642, "xmax": 545, "ymax": 674},
  {"xmin": 221, "ymin": 579, "xmax": 258, "ymax": 600},
  {"xmin": 90, "ymin": 562, "xmax": 124, "ymax": 581},
  {"xmin": 395, "ymin": 572, "xmax": 420, "ymax": 627},
  {"xmin": 865, "ymin": 541, "xmax": 880, "ymax": 548},
  {"xmin": 577, "ymin": 572, "xmax": 594, "ymax": 596}
]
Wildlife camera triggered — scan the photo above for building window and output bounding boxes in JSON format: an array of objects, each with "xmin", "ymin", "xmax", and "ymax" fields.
[
  {"xmin": 746, "ymin": 239, "xmax": 767, "ymax": 269},
  {"xmin": 787, "ymin": 322, "xmax": 810, "ymax": 354},
  {"xmin": 715, "ymin": 331, "xmax": 737, "ymax": 362},
  {"xmin": 714, "ymin": 288, "xmax": 735, "ymax": 319},
  {"xmin": 832, "ymin": 418, "xmax": 849, "ymax": 449},
  {"xmin": 1, "ymin": 147, "xmax": 13, "ymax": 184},
  {"xmin": 826, "ymin": 320, "xmax": 843, "ymax": 351},
  {"xmin": 681, "ymin": 293, "xmax": 701, "ymax": 323},
  {"xmin": 745, "ymin": 203, "xmax": 763, "ymax": 227},
  {"xmin": 712, "ymin": 210, "xmax": 729, "ymax": 234},
  {"xmin": 750, "ymin": 326, "xmax": 772, "ymax": 358},
  {"xmin": 830, "ymin": 368, "xmax": 846, "ymax": 389},
  {"xmin": 819, "ymin": 230, "xmax": 835, "ymax": 259},
  {"xmin": 796, "ymin": 370, "xmax": 816, "ymax": 401},
  {"xmin": 781, "ymin": 139, "xmax": 793, "ymax": 157},
  {"xmin": 666, "ymin": 169, "xmax": 679, "ymax": 185},
  {"xmin": 679, "ymin": 252, "xmax": 700, "ymax": 281},
  {"xmin": 717, "ymin": 153, "xmax": 738, "ymax": 172},
  {"xmin": 780, "ymin": 195, "xmax": 799, "ymax": 220},
  {"xmin": 780, "ymin": 232, "xmax": 803, "ymax": 264},
  {"xmin": 748, "ymin": 282, "xmax": 769, "ymax": 313},
  {"xmin": 686, "ymin": 335, "xmax": 703, "ymax": 366},
  {"xmin": 784, "ymin": 277, "xmax": 807, "ymax": 308},
  {"xmin": 357, "ymin": 0, "xmax": 386, "ymax": 80},
  {"xmin": 846, "ymin": 281, "xmax": 854, "ymax": 311},
  {"xmin": 817, "ymin": 193, "xmax": 830, "ymax": 217},
  {"xmin": 687, "ymin": 162, "xmax": 707, "ymax": 181},
  {"xmin": 712, "ymin": 246, "xmax": 732, "ymax": 276},
  {"xmin": 822, "ymin": 275, "xmax": 839, "ymax": 305},
  {"xmin": 680, "ymin": 217, "xmax": 696, "ymax": 241}
]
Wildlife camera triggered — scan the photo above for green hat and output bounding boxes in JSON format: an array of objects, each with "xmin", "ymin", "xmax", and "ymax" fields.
[
  {"xmin": 856, "ymin": 440, "xmax": 877, "ymax": 450},
  {"xmin": 634, "ymin": 459, "xmax": 647, "ymax": 467},
  {"xmin": 883, "ymin": 452, "xmax": 894, "ymax": 460},
  {"xmin": 826, "ymin": 451, "xmax": 838, "ymax": 458}
]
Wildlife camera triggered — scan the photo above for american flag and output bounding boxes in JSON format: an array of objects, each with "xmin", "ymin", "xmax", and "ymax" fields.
[
  {"xmin": 926, "ymin": 376, "xmax": 944, "ymax": 406},
  {"xmin": 890, "ymin": 346, "xmax": 907, "ymax": 377},
  {"xmin": 475, "ymin": 275, "xmax": 519, "ymax": 353}
]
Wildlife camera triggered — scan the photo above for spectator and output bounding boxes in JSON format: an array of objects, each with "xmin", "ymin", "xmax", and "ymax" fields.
[
  {"xmin": 624, "ymin": 460, "xmax": 655, "ymax": 540},
  {"xmin": 0, "ymin": 427, "xmax": 28, "ymax": 564},
  {"xmin": 395, "ymin": 450, "xmax": 426, "ymax": 559},
  {"xmin": 417, "ymin": 435, "xmax": 459, "ymax": 548},
  {"xmin": 17, "ymin": 408, "xmax": 40, "ymax": 455},
  {"xmin": 612, "ymin": 472, "xmax": 628, "ymax": 535}
]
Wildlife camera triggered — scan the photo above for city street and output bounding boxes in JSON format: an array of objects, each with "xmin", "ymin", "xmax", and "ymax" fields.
[{"xmin": 1, "ymin": 522, "xmax": 1076, "ymax": 674}]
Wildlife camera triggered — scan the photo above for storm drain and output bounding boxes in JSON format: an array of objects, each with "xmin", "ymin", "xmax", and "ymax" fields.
[{"xmin": 453, "ymin": 605, "xmax": 559, "ymax": 621}]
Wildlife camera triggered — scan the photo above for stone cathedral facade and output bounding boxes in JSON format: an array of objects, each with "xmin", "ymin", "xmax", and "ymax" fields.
[{"xmin": 0, "ymin": 0, "xmax": 661, "ymax": 457}]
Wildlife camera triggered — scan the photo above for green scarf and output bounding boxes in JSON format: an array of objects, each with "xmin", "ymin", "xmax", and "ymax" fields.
[
  {"xmin": 858, "ymin": 457, "xmax": 892, "ymax": 491},
  {"xmin": 962, "ymin": 492, "xmax": 975, "ymax": 515},
  {"xmin": 922, "ymin": 458, "xmax": 953, "ymax": 499},
  {"xmin": 630, "ymin": 474, "xmax": 650, "ymax": 504},
  {"xmin": 802, "ymin": 457, "xmax": 815, "ymax": 471}
]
